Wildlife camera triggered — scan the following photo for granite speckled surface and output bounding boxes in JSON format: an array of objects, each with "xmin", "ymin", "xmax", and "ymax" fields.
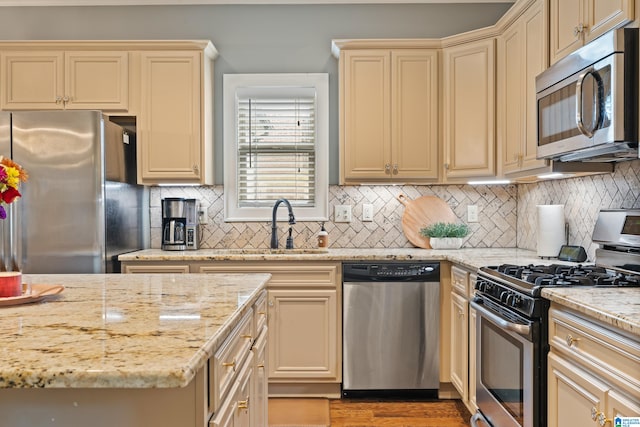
[
  {"xmin": 0, "ymin": 273, "xmax": 269, "ymax": 389},
  {"xmin": 120, "ymin": 248, "xmax": 640, "ymax": 336},
  {"xmin": 541, "ymin": 287, "xmax": 640, "ymax": 336}
]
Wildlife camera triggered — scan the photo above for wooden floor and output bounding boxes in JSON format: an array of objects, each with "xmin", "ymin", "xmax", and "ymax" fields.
[{"xmin": 329, "ymin": 399, "xmax": 472, "ymax": 427}]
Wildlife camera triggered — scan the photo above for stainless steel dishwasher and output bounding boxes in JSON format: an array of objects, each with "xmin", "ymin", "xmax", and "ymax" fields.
[{"xmin": 342, "ymin": 261, "xmax": 440, "ymax": 398}]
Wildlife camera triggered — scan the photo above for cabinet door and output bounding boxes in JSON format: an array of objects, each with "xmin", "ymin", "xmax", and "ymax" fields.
[
  {"xmin": 341, "ymin": 49, "xmax": 391, "ymax": 182},
  {"xmin": 1, "ymin": 51, "xmax": 64, "ymax": 110},
  {"xmin": 267, "ymin": 289, "xmax": 338, "ymax": 381},
  {"xmin": 252, "ymin": 329, "xmax": 268, "ymax": 427},
  {"xmin": 547, "ymin": 352, "xmax": 608, "ymax": 427},
  {"xmin": 499, "ymin": 23, "xmax": 523, "ymax": 175},
  {"xmin": 65, "ymin": 51, "xmax": 128, "ymax": 111},
  {"xmin": 549, "ymin": 0, "xmax": 584, "ymax": 64},
  {"xmin": 443, "ymin": 39, "xmax": 495, "ymax": 179},
  {"xmin": 521, "ymin": 3, "xmax": 548, "ymax": 171},
  {"xmin": 391, "ymin": 50, "xmax": 439, "ymax": 181},
  {"xmin": 450, "ymin": 290, "xmax": 469, "ymax": 401},
  {"xmin": 140, "ymin": 51, "xmax": 202, "ymax": 183},
  {"xmin": 586, "ymin": 0, "xmax": 634, "ymax": 44}
]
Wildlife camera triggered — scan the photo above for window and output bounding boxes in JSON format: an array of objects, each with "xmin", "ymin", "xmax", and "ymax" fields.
[{"xmin": 223, "ymin": 74, "xmax": 329, "ymax": 222}]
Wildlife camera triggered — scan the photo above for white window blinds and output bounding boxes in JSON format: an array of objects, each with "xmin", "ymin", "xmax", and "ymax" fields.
[{"xmin": 236, "ymin": 87, "xmax": 317, "ymax": 208}]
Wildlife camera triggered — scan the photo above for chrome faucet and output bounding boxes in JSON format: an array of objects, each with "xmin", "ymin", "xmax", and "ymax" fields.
[{"xmin": 271, "ymin": 198, "xmax": 296, "ymax": 249}]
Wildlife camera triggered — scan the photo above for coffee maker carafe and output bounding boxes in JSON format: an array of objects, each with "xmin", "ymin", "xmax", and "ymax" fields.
[{"xmin": 162, "ymin": 198, "xmax": 199, "ymax": 251}]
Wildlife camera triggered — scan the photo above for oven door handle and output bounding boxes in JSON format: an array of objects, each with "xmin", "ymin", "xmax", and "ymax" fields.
[
  {"xmin": 470, "ymin": 411, "xmax": 492, "ymax": 427},
  {"xmin": 470, "ymin": 300, "xmax": 531, "ymax": 336}
]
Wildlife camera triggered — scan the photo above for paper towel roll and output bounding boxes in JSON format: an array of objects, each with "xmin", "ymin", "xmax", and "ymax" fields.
[{"xmin": 537, "ymin": 205, "xmax": 565, "ymax": 258}]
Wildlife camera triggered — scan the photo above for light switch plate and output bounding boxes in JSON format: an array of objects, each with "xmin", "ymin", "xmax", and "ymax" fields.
[
  {"xmin": 334, "ymin": 205, "xmax": 352, "ymax": 223},
  {"xmin": 362, "ymin": 204, "xmax": 374, "ymax": 222},
  {"xmin": 467, "ymin": 205, "xmax": 479, "ymax": 223}
]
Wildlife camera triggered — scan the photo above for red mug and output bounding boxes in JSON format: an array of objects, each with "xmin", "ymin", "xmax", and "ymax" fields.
[{"xmin": 0, "ymin": 272, "xmax": 22, "ymax": 298}]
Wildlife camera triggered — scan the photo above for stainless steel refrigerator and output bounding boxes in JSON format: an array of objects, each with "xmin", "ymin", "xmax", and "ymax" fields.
[{"xmin": 0, "ymin": 110, "xmax": 149, "ymax": 273}]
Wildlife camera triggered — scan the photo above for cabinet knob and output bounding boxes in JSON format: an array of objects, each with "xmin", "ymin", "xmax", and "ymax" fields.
[
  {"xmin": 444, "ymin": 163, "xmax": 449, "ymax": 170},
  {"xmin": 597, "ymin": 412, "xmax": 611, "ymax": 427},
  {"xmin": 574, "ymin": 23, "xmax": 585, "ymax": 36},
  {"xmin": 565, "ymin": 334, "xmax": 579, "ymax": 347},
  {"xmin": 384, "ymin": 163, "xmax": 391, "ymax": 174},
  {"xmin": 62, "ymin": 96, "xmax": 70, "ymax": 104},
  {"xmin": 55, "ymin": 96, "xmax": 63, "ymax": 104},
  {"xmin": 393, "ymin": 164, "xmax": 399, "ymax": 174},
  {"xmin": 268, "ymin": 300, "xmax": 274, "ymax": 307},
  {"xmin": 591, "ymin": 407, "xmax": 599, "ymax": 421},
  {"xmin": 193, "ymin": 164, "xmax": 199, "ymax": 174}
]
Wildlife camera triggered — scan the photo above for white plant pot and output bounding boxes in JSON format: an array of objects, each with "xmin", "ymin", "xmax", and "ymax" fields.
[{"xmin": 429, "ymin": 237, "xmax": 464, "ymax": 249}]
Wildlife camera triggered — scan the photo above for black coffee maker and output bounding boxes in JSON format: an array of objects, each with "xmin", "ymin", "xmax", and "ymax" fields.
[{"xmin": 162, "ymin": 198, "xmax": 187, "ymax": 251}]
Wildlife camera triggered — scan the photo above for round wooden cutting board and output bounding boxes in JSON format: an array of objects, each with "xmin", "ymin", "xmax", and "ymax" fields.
[{"xmin": 397, "ymin": 194, "xmax": 458, "ymax": 249}]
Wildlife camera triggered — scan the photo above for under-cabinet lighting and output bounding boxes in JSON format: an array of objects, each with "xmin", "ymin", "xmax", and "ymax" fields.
[
  {"xmin": 537, "ymin": 173, "xmax": 568, "ymax": 179},
  {"xmin": 467, "ymin": 179, "xmax": 511, "ymax": 185}
]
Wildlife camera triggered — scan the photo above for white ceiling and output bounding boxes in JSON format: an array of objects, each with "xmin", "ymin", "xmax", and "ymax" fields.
[{"xmin": 0, "ymin": 0, "xmax": 514, "ymax": 5}]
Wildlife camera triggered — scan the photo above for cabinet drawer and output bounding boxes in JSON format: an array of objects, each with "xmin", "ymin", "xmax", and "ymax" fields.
[
  {"xmin": 209, "ymin": 351, "xmax": 254, "ymax": 427},
  {"xmin": 254, "ymin": 290, "xmax": 268, "ymax": 333},
  {"xmin": 196, "ymin": 261, "xmax": 340, "ymax": 288},
  {"xmin": 549, "ymin": 306, "xmax": 640, "ymax": 389},
  {"xmin": 451, "ymin": 265, "xmax": 470, "ymax": 297},
  {"xmin": 210, "ymin": 309, "xmax": 254, "ymax": 411}
]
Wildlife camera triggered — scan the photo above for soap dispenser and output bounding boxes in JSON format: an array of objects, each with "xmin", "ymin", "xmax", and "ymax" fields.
[{"xmin": 318, "ymin": 223, "xmax": 329, "ymax": 248}]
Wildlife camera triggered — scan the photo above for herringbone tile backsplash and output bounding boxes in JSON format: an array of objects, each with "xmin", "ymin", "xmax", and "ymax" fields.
[{"xmin": 150, "ymin": 159, "xmax": 639, "ymax": 257}]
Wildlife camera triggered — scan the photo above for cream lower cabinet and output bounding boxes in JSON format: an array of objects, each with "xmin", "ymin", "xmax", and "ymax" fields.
[
  {"xmin": 139, "ymin": 48, "xmax": 214, "ymax": 185},
  {"xmin": 442, "ymin": 38, "xmax": 496, "ymax": 181},
  {"xmin": 448, "ymin": 264, "xmax": 478, "ymax": 413},
  {"xmin": 196, "ymin": 261, "xmax": 342, "ymax": 398},
  {"xmin": 549, "ymin": 0, "xmax": 634, "ymax": 64},
  {"xmin": 337, "ymin": 43, "xmax": 439, "ymax": 184},
  {"xmin": 547, "ymin": 304, "xmax": 640, "ymax": 427},
  {"xmin": 1, "ymin": 50, "xmax": 129, "ymax": 111}
]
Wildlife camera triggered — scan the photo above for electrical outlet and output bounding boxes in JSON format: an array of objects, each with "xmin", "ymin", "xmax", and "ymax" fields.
[
  {"xmin": 198, "ymin": 208, "xmax": 208, "ymax": 225},
  {"xmin": 362, "ymin": 204, "xmax": 374, "ymax": 222},
  {"xmin": 467, "ymin": 205, "xmax": 479, "ymax": 223},
  {"xmin": 334, "ymin": 205, "xmax": 352, "ymax": 223}
]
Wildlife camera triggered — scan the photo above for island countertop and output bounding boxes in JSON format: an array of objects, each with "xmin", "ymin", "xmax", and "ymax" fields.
[{"xmin": 0, "ymin": 273, "xmax": 270, "ymax": 389}]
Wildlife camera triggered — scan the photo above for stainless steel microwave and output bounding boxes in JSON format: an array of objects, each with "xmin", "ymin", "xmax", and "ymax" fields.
[{"xmin": 536, "ymin": 28, "xmax": 638, "ymax": 162}]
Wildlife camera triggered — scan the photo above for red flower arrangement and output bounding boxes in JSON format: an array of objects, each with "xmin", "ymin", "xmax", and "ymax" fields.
[{"xmin": 0, "ymin": 157, "xmax": 28, "ymax": 220}]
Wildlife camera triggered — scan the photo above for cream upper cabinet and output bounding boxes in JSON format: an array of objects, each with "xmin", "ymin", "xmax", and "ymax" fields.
[
  {"xmin": 443, "ymin": 38, "xmax": 496, "ymax": 181},
  {"xmin": 1, "ymin": 50, "xmax": 128, "ymax": 111},
  {"xmin": 139, "ymin": 49, "xmax": 213, "ymax": 185},
  {"xmin": 339, "ymin": 46, "xmax": 439, "ymax": 184},
  {"xmin": 549, "ymin": 0, "xmax": 634, "ymax": 64},
  {"xmin": 499, "ymin": 1, "xmax": 549, "ymax": 176}
]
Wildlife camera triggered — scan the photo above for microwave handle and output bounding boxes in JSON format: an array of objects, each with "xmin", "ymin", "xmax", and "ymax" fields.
[{"xmin": 575, "ymin": 67, "xmax": 604, "ymax": 138}]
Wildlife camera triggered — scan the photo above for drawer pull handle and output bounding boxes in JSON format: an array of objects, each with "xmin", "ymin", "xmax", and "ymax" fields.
[
  {"xmin": 566, "ymin": 334, "xmax": 580, "ymax": 347},
  {"xmin": 238, "ymin": 396, "xmax": 250, "ymax": 409},
  {"xmin": 257, "ymin": 363, "xmax": 265, "ymax": 369},
  {"xmin": 222, "ymin": 359, "xmax": 236, "ymax": 369},
  {"xmin": 241, "ymin": 334, "xmax": 252, "ymax": 339},
  {"xmin": 258, "ymin": 311, "xmax": 267, "ymax": 315}
]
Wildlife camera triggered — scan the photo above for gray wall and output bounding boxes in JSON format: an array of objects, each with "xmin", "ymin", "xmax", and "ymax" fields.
[{"xmin": 0, "ymin": 3, "xmax": 513, "ymax": 184}]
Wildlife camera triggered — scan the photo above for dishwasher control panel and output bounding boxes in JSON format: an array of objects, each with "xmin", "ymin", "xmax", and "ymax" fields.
[{"xmin": 343, "ymin": 262, "xmax": 440, "ymax": 282}]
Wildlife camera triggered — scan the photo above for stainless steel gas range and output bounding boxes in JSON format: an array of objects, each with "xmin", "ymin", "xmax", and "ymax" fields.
[{"xmin": 470, "ymin": 209, "xmax": 640, "ymax": 427}]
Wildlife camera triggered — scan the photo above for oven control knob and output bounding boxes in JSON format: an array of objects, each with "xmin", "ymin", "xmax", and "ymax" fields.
[
  {"xmin": 500, "ymin": 291, "xmax": 509, "ymax": 303},
  {"xmin": 506, "ymin": 294, "xmax": 516, "ymax": 306}
]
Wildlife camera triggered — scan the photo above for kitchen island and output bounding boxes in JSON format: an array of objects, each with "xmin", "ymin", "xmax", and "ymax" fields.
[{"xmin": 0, "ymin": 273, "xmax": 270, "ymax": 427}]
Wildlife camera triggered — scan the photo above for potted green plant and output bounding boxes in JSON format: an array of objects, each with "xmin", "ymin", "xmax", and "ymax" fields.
[{"xmin": 419, "ymin": 222, "xmax": 469, "ymax": 249}]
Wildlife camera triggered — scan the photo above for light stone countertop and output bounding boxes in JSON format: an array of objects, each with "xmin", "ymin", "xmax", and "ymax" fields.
[
  {"xmin": 120, "ymin": 247, "xmax": 640, "ymax": 337},
  {"xmin": 0, "ymin": 273, "xmax": 270, "ymax": 389}
]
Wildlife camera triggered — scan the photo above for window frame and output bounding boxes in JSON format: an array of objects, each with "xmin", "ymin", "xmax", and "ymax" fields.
[{"xmin": 223, "ymin": 73, "xmax": 329, "ymax": 222}]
